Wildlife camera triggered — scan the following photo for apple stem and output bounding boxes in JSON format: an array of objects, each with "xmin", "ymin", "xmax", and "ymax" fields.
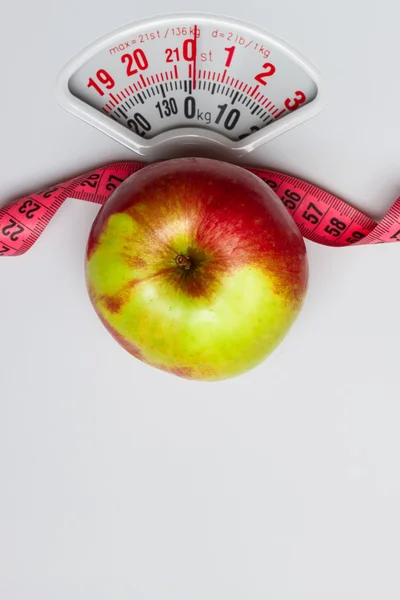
[{"xmin": 175, "ymin": 254, "xmax": 192, "ymax": 270}]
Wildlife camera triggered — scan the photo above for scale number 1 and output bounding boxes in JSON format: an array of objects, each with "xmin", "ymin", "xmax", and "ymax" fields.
[{"xmin": 224, "ymin": 46, "xmax": 235, "ymax": 67}]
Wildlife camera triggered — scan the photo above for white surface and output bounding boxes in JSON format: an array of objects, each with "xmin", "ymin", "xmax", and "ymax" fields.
[{"xmin": 1, "ymin": 1, "xmax": 399, "ymax": 599}]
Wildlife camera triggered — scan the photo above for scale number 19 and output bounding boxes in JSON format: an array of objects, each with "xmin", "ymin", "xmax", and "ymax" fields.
[{"xmin": 87, "ymin": 70, "xmax": 115, "ymax": 96}]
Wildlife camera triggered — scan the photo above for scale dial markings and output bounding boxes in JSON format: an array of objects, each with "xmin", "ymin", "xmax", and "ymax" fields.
[{"xmin": 58, "ymin": 14, "xmax": 325, "ymax": 157}]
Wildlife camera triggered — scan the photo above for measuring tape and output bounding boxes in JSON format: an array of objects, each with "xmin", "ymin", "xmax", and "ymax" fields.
[
  {"xmin": 1, "ymin": 14, "xmax": 399, "ymax": 256},
  {"xmin": 1, "ymin": 161, "xmax": 400, "ymax": 257}
]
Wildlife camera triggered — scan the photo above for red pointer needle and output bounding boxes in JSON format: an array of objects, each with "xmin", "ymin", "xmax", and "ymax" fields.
[{"xmin": 193, "ymin": 24, "xmax": 198, "ymax": 90}]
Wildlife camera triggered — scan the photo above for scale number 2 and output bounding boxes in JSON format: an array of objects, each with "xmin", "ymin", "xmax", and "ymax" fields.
[{"xmin": 254, "ymin": 63, "xmax": 276, "ymax": 85}]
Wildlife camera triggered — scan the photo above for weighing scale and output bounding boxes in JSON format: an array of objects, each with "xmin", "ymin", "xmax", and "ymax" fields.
[{"xmin": 0, "ymin": 13, "xmax": 399, "ymax": 255}]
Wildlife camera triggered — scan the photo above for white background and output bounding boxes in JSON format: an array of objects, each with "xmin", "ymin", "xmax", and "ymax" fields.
[{"xmin": 1, "ymin": 1, "xmax": 399, "ymax": 599}]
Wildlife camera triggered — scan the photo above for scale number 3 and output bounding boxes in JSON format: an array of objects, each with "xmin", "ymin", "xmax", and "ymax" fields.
[{"xmin": 285, "ymin": 91, "xmax": 306, "ymax": 111}]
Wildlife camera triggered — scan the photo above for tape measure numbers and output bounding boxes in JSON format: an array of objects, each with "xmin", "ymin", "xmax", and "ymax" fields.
[{"xmin": 1, "ymin": 161, "xmax": 399, "ymax": 257}]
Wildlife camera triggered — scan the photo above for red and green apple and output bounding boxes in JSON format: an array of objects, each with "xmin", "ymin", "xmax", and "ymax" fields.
[{"xmin": 85, "ymin": 158, "xmax": 308, "ymax": 381}]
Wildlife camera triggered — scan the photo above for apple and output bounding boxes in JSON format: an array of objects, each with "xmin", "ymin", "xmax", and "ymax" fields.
[{"xmin": 85, "ymin": 157, "xmax": 308, "ymax": 381}]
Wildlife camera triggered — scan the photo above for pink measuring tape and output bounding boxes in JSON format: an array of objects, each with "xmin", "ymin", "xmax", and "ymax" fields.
[{"xmin": 1, "ymin": 161, "xmax": 399, "ymax": 257}]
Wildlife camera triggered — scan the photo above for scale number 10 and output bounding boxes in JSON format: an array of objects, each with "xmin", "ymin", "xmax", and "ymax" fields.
[{"xmin": 215, "ymin": 104, "xmax": 240, "ymax": 130}]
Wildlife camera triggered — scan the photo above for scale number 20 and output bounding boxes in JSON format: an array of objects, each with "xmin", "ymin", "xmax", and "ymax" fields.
[
  {"xmin": 127, "ymin": 112, "xmax": 152, "ymax": 136},
  {"xmin": 121, "ymin": 49, "xmax": 149, "ymax": 76}
]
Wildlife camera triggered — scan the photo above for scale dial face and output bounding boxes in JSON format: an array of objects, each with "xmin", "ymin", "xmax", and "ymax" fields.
[{"xmin": 57, "ymin": 13, "xmax": 325, "ymax": 158}]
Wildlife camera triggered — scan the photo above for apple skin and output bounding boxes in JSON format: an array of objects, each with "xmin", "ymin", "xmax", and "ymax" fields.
[{"xmin": 85, "ymin": 157, "xmax": 308, "ymax": 381}]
